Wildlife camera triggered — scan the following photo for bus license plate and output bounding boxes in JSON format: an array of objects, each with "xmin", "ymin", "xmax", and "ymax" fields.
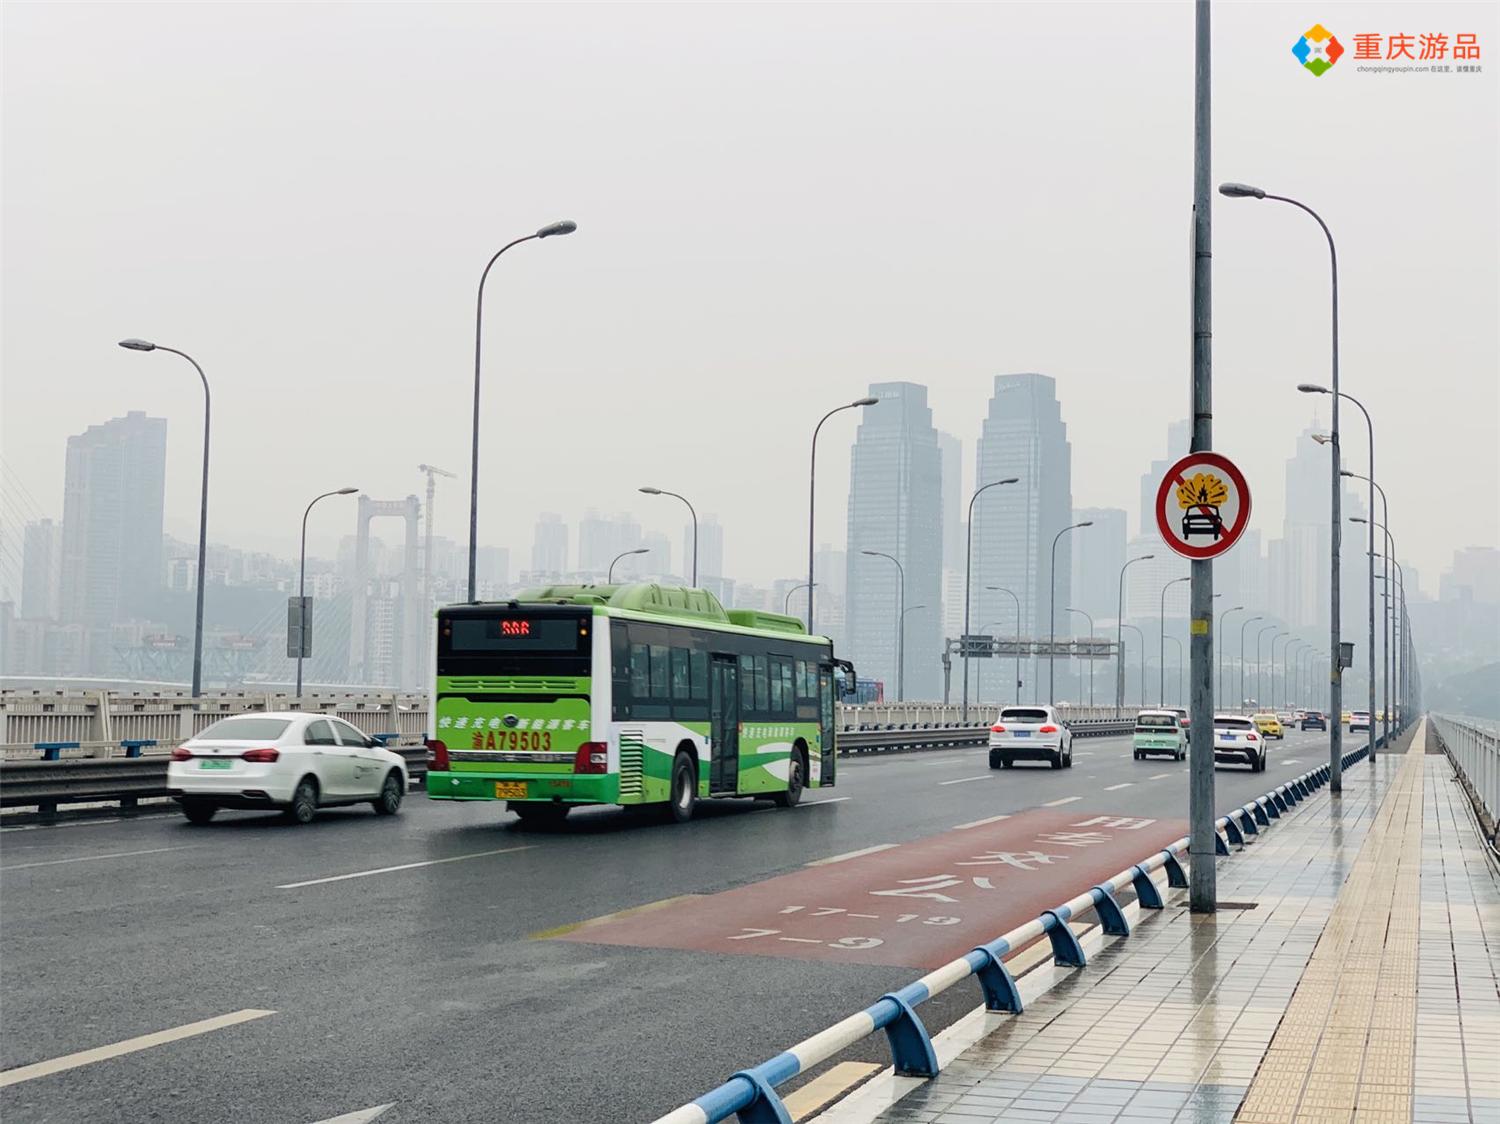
[
  {"xmin": 494, "ymin": 782, "xmax": 528, "ymax": 799},
  {"xmin": 199, "ymin": 759, "xmax": 233, "ymax": 770}
]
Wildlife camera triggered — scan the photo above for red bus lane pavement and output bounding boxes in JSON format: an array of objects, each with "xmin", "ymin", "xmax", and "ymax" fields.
[{"xmin": 553, "ymin": 809, "xmax": 1186, "ymax": 969}]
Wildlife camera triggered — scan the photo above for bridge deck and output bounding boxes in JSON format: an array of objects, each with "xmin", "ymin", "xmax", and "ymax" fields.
[{"xmin": 834, "ymin": 721, "xmax": 1500, "ymax": 1124}]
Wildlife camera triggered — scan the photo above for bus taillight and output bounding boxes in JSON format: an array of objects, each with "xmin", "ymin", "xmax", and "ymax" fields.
[
  {"xmin": 426, "ymin": 739, "xmax": 450, "ymax": 770},
  {"xmin": 573, "ymin": 742, "xmax": 608, "ymax": 774}
]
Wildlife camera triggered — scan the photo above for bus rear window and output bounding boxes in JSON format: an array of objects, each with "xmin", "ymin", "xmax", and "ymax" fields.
[{"xmin": 447, "ymin": 617, "xmax": 583, "ymax": 652}]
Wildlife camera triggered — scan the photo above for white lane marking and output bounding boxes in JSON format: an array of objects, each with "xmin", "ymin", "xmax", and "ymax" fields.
[
  {"xmin": 0, "ymin": 1008, "xmax": 275, "ymax": 1088},
  {"xmin": 807, "ymin": 844, "xmax": 897, "ymax": 867},
  {"xmin": 0, "ymin": 813, "xmax": 178, "ymax": 833},
  {"xmin": 1, "ymin": 845, "xmax": 192, "ymax": 873},
  {"xmin": 1148, "ymin": 773, "xmax": 1173, "ymax": 780},
  {"xmin": 307, "ymin": 1106, "xmax": 394, "ymax": 1124},
  {"xmin": 1073, "ymin": 752, "xmax": 1094, "ymax": 757},
  {"xmin": 1042, "ymin": 796, "xmax": 1082, "ymax": 807},
  {"xmin": 802, "ymin": 797, "xmax": 850, "ymax": 806},
  {"xmin": 277, "ymin": 845, "xmax": 533, "ymax": 889},
  {"xmin": 953, "ymin": 814, "xmax": 1012, "ymax": 830},
  {"xmin": 1282, "ymin": 759, "xmax": 1302, "ymax": 765},
  {"xmin": 937, "ymin": 774, "xmax": 993, "ymax": 786},
  {"xmin": 1103, "ymin": 783, "xmax": 1133, "ymax": 791}
]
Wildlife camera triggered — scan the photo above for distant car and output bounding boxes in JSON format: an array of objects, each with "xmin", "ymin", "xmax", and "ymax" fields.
[
  {"xmin": 1278, "ymin": 711, "xmax": 1298, "ymax": 725},
  {"xmin": 1251, "ymin": 712, "xmax": 1284, "ymax": 740},
  {"xmin": 1133, "ymin": 710, "xmax": 1187, "ymax": 761},
  {"xmin": 1341, "ymin": 710, "xmax": 1353, "ymax": 725},
  {"xmin": 1214, "ymin": 714, "xmax": 1266, "ymax": 771},
  {"xmin": 1349, "ymin": 711, "xmax": 1371, "ymax": 732},
  {"xmin": 1300, "ymin": 710, "xmax": 1327, "ymax": 731},
  {"xmin": 989, "ymin": 705, "xmax": 1074, "ymax": 770},
  {"xmin": 167, "ymin": 712, "xmax": 409, "ymax": 825},
  {"xmin": 1163, "ymin": 706, "xmax": 1190, "ymax": 729}
]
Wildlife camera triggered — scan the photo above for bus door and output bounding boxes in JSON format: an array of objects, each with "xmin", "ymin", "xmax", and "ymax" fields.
[
  {"xmin": 709, "ymin": 655, "xmax": 740, "ymax": 793},
  {"xmin": 818, "ymin": 664, "xmax": 837, "ymax": 786}
]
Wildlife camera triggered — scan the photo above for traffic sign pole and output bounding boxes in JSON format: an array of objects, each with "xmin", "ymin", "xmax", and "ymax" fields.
[{"xmin": 1188, "ymin": 0, "xmax": 1215, "ymax": 915}]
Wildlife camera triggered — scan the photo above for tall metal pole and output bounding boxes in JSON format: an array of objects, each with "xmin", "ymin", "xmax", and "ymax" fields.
[
  {"xmin": 863, "ymin": 550, "xmax": 905, "ymax": 702},
  {"xmin": 808, "ymin": 398, "xmax": 877, "ymax": 633},
  {"xmin": 1115, "ymin": 554, "xmax": 1153, "ymax": 710},
  {"xmin": 1160, "ymin": 575, "xmax": 1189, "ymax": 704},
  {"xmin": 1347, "ymin": 469, "xmax": 1389, "ymax": 747},
  {"xmin": 985, "ymin": 585, "xmax": 1023, "ymax": 705},
  {"xmin": 1048, "ymin": 521, "xmax": 1090, "ymax": 705},
  {"xmin": 1216, "ymin": 604, "xmax": 1244, "ymax": 704},
  {"xmin": 1187, "ymin": 0, "xmax": 1216, "ymax": 912},
  {"xmin": 1067, "ymin": 607, "xmax": 1095, "ymax": 706},
  {"xmin": 468, "ymin": 221, "xmax": 576, "ymax": 602},
  {"xmin": 639, "ymin": 487, "xmax": 698, "ymax": 586},
  {"xmin": 296, "ymin": 488, "xmax": 357, "ymax": 697},
  {"xmin": 961, "ymin": 479, "xmax": 1019, "ymax": 718},
  {"xmin": 1255, "ymin": 624, "xmax": 1279, "ymax": 709}
]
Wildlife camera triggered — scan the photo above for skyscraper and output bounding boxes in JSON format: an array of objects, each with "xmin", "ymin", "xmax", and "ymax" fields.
[
  {"xmin": 970, "ymin": 374, "xmax": 1073, "ymax": 703},
  {"xmin": 938, "ymin": 431, "xmax": 963, "ymax": 573},
  {"xmin": 578, "ymin": 510, "xmax": 642, "ymax": 578},
  {"xmin": 844, "ymin": 382, "xmax": 943, "ymax": 700},
  {"xmin": 21, "ymin": 520, "xmax": 61, "ymax": 620},
  {"xmin": 58, "ymin": 412, "xmax": 167, "ymax": 670},
  {"xmin": 693, "ymin": 516, "xmax": 725, "ymax": 589},
  {"xmin": 530, "ymin": 513, "xmax": 569, "ymax": 577},
  {"xmin": 1139, "ymin": 420, "xmax": 1192, "ymax": 537}
]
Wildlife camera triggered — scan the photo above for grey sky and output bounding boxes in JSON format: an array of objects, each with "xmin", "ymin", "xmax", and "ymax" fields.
[{"xmin": 3, "ymin": 1, "xmax": 1495, "ymax": 591}]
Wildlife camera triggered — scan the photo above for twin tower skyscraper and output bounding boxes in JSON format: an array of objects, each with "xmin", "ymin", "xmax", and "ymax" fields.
[{"xmin": 843, "ymin": 375, "xmax": 1072, "ymax": 703}]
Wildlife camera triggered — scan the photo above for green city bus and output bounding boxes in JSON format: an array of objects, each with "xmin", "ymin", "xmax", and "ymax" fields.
[{"xmin": 425, "ymin": 583, "xmax": 853, "ymax": 825}]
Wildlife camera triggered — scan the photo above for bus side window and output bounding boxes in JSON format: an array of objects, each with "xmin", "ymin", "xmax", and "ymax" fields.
[
  {"xmin": 670, "ymin": 647, "xmax": 691, "ymax": 700},
  {"xmin": 630, "ymin": 643, "xmax": 651, "ymax": 699},
  {"xmin": 754, "ymin": 656, "xmax": 770, "ymax": 713},
  {"xmin": 769, "ymin": 658, "xmax": 784, "ymax": 713},
  {"xmin": 650, "ymin": 644, "xmax": 671, "ymax": 700},
  {"xmin": 780, "ymin": 661, "xmax": 794, "ymax": 714},
  {"xmin": 740, "ymin": 656, "xmax": 755, "ymax": 711},
  {"xmin": 689, "ymin": 649, "xmax": 708, "ymax": 700}
]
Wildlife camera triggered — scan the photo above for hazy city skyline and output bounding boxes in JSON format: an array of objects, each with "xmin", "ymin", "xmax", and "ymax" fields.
[{"xmin": 3, "ymin": 2, "xmax": 1495, "ymax": 595}]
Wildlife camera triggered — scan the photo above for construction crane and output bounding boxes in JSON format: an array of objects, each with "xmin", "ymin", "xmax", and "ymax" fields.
[{"xmin": 417, "ymin": 465, "xmax": 457, "ymax": 615}]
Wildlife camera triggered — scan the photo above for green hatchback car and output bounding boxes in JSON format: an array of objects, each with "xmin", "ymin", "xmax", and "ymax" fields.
[{"xmin": 1133, "ymin": 709, "xmax": 1187, "ymax": 761}]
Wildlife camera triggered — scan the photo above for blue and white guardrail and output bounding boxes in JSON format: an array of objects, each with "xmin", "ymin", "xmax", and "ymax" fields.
[{"xmin": 651, "ymin": 741, "xmax": 1375, "ymax": 1124}]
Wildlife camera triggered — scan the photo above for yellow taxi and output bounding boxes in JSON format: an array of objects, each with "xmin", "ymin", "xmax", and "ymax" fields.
[
  {"xmin": 1251, "ymin": 712, "xmax": 1284, "ymax": 740},
  {"xmin": 1341, "ymin": 710, "xmax": 1353, "ymax": 725}
]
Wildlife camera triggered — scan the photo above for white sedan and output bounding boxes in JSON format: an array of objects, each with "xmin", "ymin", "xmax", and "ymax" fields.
[
  {"xmin": 166, "ymin": 711, "xmax": 409, "ymax": 825},
  {"xmin": 988, "ymin": 705, "xmax": 1074, "ymax": 769}
]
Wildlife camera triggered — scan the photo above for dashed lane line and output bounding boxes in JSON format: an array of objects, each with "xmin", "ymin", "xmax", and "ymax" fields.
[
  {"xmin": 807, "ymin": 844, "xmax": 898, "ymax": 867},
  {"xmin": 953, "ymin": 814, "xmax": 1012, "ymax": 830},
  {"xmin": 1, "ymin": 845, "xmax": 193, "ymax": 872},
  {"xmin": 277, "ymin": 845, "xmax": 533, "ymax": 889},
  {"xmin": 306, "ymin": 1106, "xmax": 394, "ymax": 1124},
  {"xmin": 801, "ymin": 797, "xmax": 850, "ymax": 806},
  {"xmin": 1148, "ymin": 773, "xmax": 1173, "ymax": 780},
  {"xmin": 1041, "ymin": 796, "xmax": 1082, "ymax": 807},
  {"xmin": 1103, "ymin": 783, "xmax": 1133, "ymax": 791},
  {"xmin": 937, "ymin": 774, "xmax": 993, "ymax": 786},
  {"xmin": 0, "ymin": 1008, "xmax": 276, "ymax": 1088}
]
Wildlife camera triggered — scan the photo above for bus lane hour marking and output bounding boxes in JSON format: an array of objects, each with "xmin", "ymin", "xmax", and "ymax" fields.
[{"xmin": 551, "ymin": 808, "xmax": 1188, "ymax": 969}]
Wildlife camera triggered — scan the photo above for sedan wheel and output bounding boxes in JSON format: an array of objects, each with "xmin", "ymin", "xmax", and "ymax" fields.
[
  {"xmin": 372, "ymin": 771, "xmax": 403, "ymax": 816},
  {"xmin": 285, "ymin": 778, "xmax": 318, "ymax": 825}
]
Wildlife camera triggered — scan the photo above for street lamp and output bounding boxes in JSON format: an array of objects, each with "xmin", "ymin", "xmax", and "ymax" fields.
[
  {"xmin": 784, "ymin": 582, "xmax": 813, "ymax": 616},
  {"xmin": 1159, "ymin": 575, "xmax": 1190, "ymax": 705},
  {"xmin": 1115, "ymin": 555, "xmax": 1154, "ymax": 711},
  {"xmin": 295, "ymin": 487, "xmax": 359, "ymax": 696},
  {"xmin": 1270, "ymin": 632, "xmax": 1292, "ymax": 710},
  {"xmin": 862, "ymin": 550, "xmax": 906, "ymax": 702},
  {"xmin": 1120, "ymin": 623, "xmax": 1146, "ymax": 707},
  {"xmin": 1066, "ymin": 607, "xmax": 1096, "ymax": 707},
  {"xmin": 962, "ymin": 479, "xmax": 1021, "ymax": 718},
  {"xmin": 1217, "ymin": 604, "xmax": 1245, "ymax": 703},
  {"xmin": 1307, "ymin": 383, "xmax": 1378, "ymax": 754},
  {"xmin": 1224, "ymin": 181, "xmax": 1344, "ymax": 790},
  {"xmin": 467, "ymin": 219, "xmax": 577, "ymax": 602},
  {"xmin": 986, "ymin": 586, "xmax": 1022, "ymax": 705},
  {"xmin": 1238, "ymin": 614, "xmax": 1263, "ymax": 711},
  {"xmin": 1283, "ymin": 638, "xmax": 1305, "ymax": 712},
  {"xmin": 1255, "ymin": 624, "xmax": 1281, "ymax": 709},
  {"xmin": 1164, "ymin": 634, "xmax": 1184, "ymax": 707},
  {"xmin": 119, "ymin": 338, "xmax": 211, "ymax": 697},
  {"xmin": 1353, "ymin": 515, "xmax": 1399, "ymax": 745},
  {"xmin": 1345, "ymin": 469, "xmax": 1391, "ymax": 746},
  {"xmin": 608, "ymin": 547, "xmax": 648, "ymax": 583},
  {"xmin": 808, "ymin": 397, "xmax": 879, "ymax": 631},
  {"xmin": 1049, "ymin": 521, "xmax": 1092, "ymax": 705},
  {"xmin": 639, "ymin": 487, "xmax": 697, "ymax": 586}
]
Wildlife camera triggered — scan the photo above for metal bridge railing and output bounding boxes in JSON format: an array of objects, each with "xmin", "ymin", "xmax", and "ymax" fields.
[{"xmin": 1430, "ymin": 714, "xmax": 1499, "ymax": 844}]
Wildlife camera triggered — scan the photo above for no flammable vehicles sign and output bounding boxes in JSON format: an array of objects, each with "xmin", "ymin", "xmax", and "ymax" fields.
[{"xmin": 1154, "ymin": 451, "xmax": 1252, "ymax": 560}]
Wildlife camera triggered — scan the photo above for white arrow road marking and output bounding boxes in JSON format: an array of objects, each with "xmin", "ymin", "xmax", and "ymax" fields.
[
  {"xmin": 307, "ymin": 1105, "xmax": 395, "ymax": 1124},
  {"xmin": 0, "ymin": 1009, "xmax": 275, "ymax": 1088}
]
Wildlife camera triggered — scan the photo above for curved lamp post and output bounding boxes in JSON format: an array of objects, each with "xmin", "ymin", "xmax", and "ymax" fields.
[
  {"xmin": 808, "ymin": 397, "xmax": 879, "ymax": 632},
  {"xmin": 467, "ymin": 219, "xmax": 577, "ymax": 602},
  {"xmin": 1255, "ymin": 624, "xmax": 1281, "ymax": 709},
  {"xmin": 962, "ymin": 478, "xmax": 1021, "ymax": 718},
  {"xmin": 984, "ymin": 585, "xmax": 1022, "ymax": 706},
  {"xmin": 1066, "ymin": 607, "xmax": 1096, "ymax": 707},
  {"xmin": 862, "ymin": 550, "xmax": 906, "ymax": 702},
  {"xmin": 119, "ymin": 338, "xmax": 211, "ymax": 697},
  {"xmin": 1345, "ymin": 469, "xmax": 1390, "ymax": 746},
  {"xmin": 639, "ymin": 486, "xmax": 697, "ymax": 585},
  {"xmin": 1159, "ymin": 575, "xmax": 1190, "ymax": 705},
  {"xmin": 1217, "ymin": 604, "xmax": 1245, "ymax": 703},
  {"xmin": 608, "ymin": 547, "xmax": 648, "ymax": 583},
  {"xmin": 1048, "ymin": 521, "xmax": 1092, "ymax": 705},
  {"xmin": 1115, "ymin": 555, "xmax": 1154, "ymax": 710},
  {"xmin": 1237, "ymin": 614, "xmax": 1263, "ymax": 711},
  {"xmin": 784, "ymin": 582, "xmax": 813, "ymax": 617},
  {"xmin": 296, "ymin": 487, "xmax": 359, "ymax": 696}
]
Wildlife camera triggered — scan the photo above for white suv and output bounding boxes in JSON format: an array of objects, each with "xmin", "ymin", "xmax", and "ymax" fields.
[
  {"xmin": 988, "ymin": 706, "xmax": 1074, "ymax": 770},
  {"xmin": 167, "ymin": 712, "xmax": 409, "ymax": 825},
  {"xmin": 1212, "ymin": 714, "xmax": 1266, "ymax": 772}
]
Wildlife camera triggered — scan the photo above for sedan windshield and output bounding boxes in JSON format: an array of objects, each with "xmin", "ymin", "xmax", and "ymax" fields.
[
  {"xmin": 194, "ymin": 717, "xmax": 292, "ymax": 741},
  {"xmin": 1216, "ymin": 718, "xmax": 1255, "ymax": 731}
]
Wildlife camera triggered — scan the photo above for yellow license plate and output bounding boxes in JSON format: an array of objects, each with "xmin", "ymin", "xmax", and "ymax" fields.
[{"xmin": 494, "ymin": 781, "xmax": 528, "ymax": 799}]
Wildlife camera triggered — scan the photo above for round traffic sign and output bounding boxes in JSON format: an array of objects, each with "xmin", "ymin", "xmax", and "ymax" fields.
[{"xmin": 1154, "ymin": 452, "xmax": 1252, "ymax": 560}]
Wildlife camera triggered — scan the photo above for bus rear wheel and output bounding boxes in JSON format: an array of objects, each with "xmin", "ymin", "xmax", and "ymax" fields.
[
  {"xmin": 773, "ymin": 749, "xmax": 807, "ymax": 808},
  {"xmin": 667, "ymin": 753, "xmax": 697, "ymax": 824}
]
